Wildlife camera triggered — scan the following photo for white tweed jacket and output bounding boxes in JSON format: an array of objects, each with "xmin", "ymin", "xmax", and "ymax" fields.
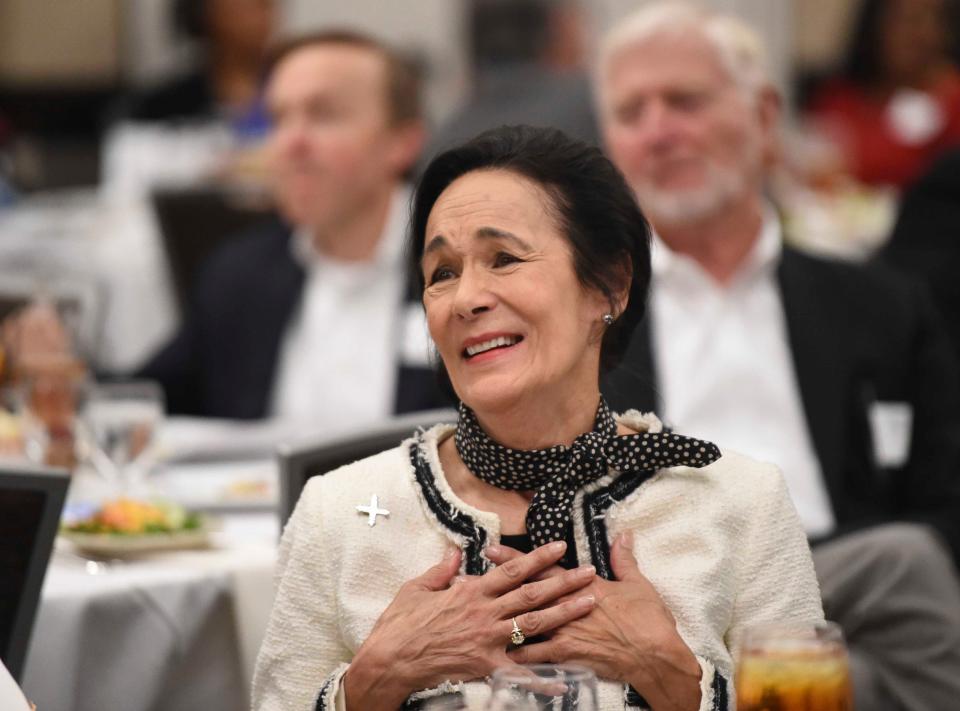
[{"xmin": 252, "ymin": 412, "xmax": 824, "ymax": 710}]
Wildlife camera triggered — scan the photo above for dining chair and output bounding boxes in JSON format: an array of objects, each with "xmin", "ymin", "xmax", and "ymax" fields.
[
  {"xmin": 151, "ymin": 186, "xmax": 274, "ymax": 316},
  {"xmin": 0, "ymin": 465, "xmax": 69, "ymax": 681},
  {"xmin": 276, "ymin": 408, "xmax": 458, "ymax": 527}
]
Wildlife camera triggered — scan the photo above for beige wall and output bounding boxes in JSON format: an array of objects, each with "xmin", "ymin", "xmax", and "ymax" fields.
[
  {"xmin": 794, "ymin": 0, "xmax": 860, "ymax": 72},
  {"xmin": 0, "ymin": 0, "xmax": 121, "ymax": 84},
  {"xmin": 0, "ymin": 0, "xmax": 865, "ymax": 101},
  {"xmin": 591, "ymin": 0, "xmax": 793, "ymax": 94}
]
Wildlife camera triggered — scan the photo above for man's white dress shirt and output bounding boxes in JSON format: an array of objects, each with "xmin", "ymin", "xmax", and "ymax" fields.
[
  {"xmin": 269, "ymin": 188, "xmax": 413, "ymax": 429},
  {"xmin": 650, "ymin": 214, "xmax": 836, "ymax": 537}
]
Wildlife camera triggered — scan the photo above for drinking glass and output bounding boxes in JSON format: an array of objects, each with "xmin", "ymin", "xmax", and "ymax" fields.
[
  {"xmin": 420, "ymin": 693, "xmax": 473, "ymax": 710},
  {"xmin": 80, "ymin": 380, "xmax": 164, "ymax": 495},
  {"xmin": 487, "ymin": 665, "xmax": 599, "ymax": 711},
  {"xmin": 736, "ymin": 621, "xmax": 853, "ymax": 711},
  {"xmin": 16, "ymin": 364, "xmax": 87, "ymax": 468}
]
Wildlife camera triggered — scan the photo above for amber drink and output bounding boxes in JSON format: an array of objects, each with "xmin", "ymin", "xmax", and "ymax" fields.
[{"xmin": 736, "ymin": 622, "xmax": 853, "ymax": 711}]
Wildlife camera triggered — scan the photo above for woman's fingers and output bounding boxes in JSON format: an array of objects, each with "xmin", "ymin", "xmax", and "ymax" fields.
[
  {"xmin": 410, "ymin": 548, "xmax": 462, "ymax": 592},
  {"xmin": 499, "ymin": 593, "xmax": 595, "ymax": 644},
  {"xmin": 609, "ymin": 531, "xmax": 645, "ymax": 584},
  {"xmin": 482, "ymin": 541, "xmax": 569, "ymax": 596},
  {"xmin": 485, "ymin": 543, "xmax": 566, "ymax": 582},
  {"xmin": 506, "ymin": 638, "xmax": 564, "ymax": 665},
  {"xmin": 495, "ymin": 564, "xmax": 596, "ymax": 618}
]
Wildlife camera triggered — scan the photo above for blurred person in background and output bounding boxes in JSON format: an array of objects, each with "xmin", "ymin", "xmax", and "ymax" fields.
[
  {"xmin": 805, "ymin": 0, "xmax": 960, "ymax": 190},
  {"xmin": 118, "ymin": 0, "xmax": 277, "ymax": 140},
  {"xmin": 101, "ymin": 0, "xmax": 279, "ymax": 196},
  {"xmin": 420, "ymin": 0, "xmax": 598, "ymax": 167},
  {"xmin": 597, "ymin": 4, "xmax": 960, "ymax": 710},
  {"xmin": 1, "ymin": 33, "xmax": 449, "ymax": 427},
  {"xmin": 880, "ymin": 148, "xmax": 960, "ymax": 364},
  {"xmin": 136, "ymin": 31, "xmax": 450, "ymax": 423}
]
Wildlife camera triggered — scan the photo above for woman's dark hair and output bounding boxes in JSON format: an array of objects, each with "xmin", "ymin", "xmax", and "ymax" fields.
[
  {"xmin": 409, "ymin": 124, "xmax": 651, "ymax": 375},
  {"xmin": 843, "ymin": 0, "xmax": 960, "ymax": 86}
]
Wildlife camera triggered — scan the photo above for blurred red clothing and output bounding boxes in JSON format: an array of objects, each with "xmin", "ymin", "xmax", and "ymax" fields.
[{"xmin": 809, "ymin": 69, "xmax": 960, "ymax": 188}]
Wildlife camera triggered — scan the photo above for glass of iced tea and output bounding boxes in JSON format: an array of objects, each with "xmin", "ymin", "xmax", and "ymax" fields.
[{"xmin": 736, "ymin": 621, "xmax": 853, "ymax": 711}]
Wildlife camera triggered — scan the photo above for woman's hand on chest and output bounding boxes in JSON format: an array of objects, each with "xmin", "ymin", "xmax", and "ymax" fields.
[
  {"xmin": 342, "ymin": 540, "xmax": 596, "ymax": 710},
  {"xmin": 488, "ymin": 533, "xmax": 703, "ymax": 711}
]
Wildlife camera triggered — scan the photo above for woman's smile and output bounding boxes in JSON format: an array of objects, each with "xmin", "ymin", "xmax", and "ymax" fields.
[{"xmin": 462, "ymin": 332, "xmax": 525, "ymax": 362}]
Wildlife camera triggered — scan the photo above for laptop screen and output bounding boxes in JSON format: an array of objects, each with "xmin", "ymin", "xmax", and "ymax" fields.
[{"xmin": 0, "ymin": 468, "xmax": 68, "ymax": 681}]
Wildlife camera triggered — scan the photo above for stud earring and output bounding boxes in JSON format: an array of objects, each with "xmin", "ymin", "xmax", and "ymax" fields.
[{"xmin": 602, "ymin": 313, "xmax": 615, "ymax": 326}]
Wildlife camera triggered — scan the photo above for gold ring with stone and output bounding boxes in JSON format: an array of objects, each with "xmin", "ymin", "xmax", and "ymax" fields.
[{"xmin": 510, "ymin": 618, "xmax": 525, "ymax": 646}]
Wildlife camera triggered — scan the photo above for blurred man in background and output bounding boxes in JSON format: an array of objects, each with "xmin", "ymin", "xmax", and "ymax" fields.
[
  {"xmin": 139, "ymin": 31, "xmax": 449, "ymax": 423},
  {"xmin": 598, "ymin": 4, "xmax": 960, "ymax": 709}
]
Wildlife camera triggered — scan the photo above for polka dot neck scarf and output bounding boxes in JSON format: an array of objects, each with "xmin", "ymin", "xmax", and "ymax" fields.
[{"xmin": 454, "ymin": 398, "xmax": 721, "ymax": 547}]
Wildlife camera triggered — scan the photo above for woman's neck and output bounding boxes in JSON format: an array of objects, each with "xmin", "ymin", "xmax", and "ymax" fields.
[{"xmin": 470, "ymin": 387, "xmax": 602, "ymax": 450}]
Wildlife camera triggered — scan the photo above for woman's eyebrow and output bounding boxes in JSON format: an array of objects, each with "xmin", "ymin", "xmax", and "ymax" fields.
[
  {"xmin": 423, "ymin": 234, "xmax": 448, "ymax": 257},
  {"xmin": 476, "ymin": 226, "xmax": 534, "ymax": 251},
  {"xmin": 423, "ymin": 227, "xmax": 534, "ymax": 258}
]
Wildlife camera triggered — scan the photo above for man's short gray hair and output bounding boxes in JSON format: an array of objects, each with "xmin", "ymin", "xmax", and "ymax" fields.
[{"xmin": 597, "ymin": 1, "xmax": 772, "ymax": 98}]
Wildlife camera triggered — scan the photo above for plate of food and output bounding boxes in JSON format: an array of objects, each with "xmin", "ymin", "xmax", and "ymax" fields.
[{"xmin": 60, "ymin": 498, "xmax": 214, "ymax": 557}]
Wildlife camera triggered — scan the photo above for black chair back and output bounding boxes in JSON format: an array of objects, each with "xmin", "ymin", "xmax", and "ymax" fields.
[
  {"xmin": 0, "ymin": 465, "xmax": 69, "ymax": 681},
  {"xmin": 152, "ymin": 186, "xmax": 274, "ymax": 315},
  {"xmin": 277, "ymin": 409, "xmax": 457, "ymax": 527}
]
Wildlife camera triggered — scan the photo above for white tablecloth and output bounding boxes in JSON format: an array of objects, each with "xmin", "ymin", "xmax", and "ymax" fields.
[
  {"xmin": 22, "ymin": 511, "xmax": 278, "ymax": 711},
  {"xmin": 9, "ymin": 411, "xmax": 331, "ymax": 711}
]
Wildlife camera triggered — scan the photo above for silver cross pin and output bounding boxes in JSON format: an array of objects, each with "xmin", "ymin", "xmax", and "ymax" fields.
[{"xmin": 356, "ymin": 494, "xmax": 390, "ymax": 527}]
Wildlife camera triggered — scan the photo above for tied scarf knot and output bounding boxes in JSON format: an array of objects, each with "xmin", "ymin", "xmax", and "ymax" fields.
[
  {"xmin": 454, "ymin": 398, "xmax": 721, "ymax": 547},
  {"xmin": 566, "ymin": 429, "xmax": 613, "ymax": 484}
]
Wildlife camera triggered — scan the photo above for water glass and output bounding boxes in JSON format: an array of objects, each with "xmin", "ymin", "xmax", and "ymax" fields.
[
  {"xmin": 80, "ymin": 380, "xmax": 164, "ymax": 494},
  {"xmin": 420, "ymin": 693, "xmax": 472, "ymax": 710},
  {"xmin": 736, "ymin": 621, "xmax": 853, "ymax": 711},
  {"xmin": 487, "ymin": 665, "xmax": 599, "ymax": 711}
]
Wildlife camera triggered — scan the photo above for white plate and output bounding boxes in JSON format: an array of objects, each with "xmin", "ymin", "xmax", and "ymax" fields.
[
  {"xmin": 59, "ymin": 523, "xmax": 213, "ymax": 558},
  {"xmin": 152, "ymin": 460, "xmax": 278, "ymax": 513}
]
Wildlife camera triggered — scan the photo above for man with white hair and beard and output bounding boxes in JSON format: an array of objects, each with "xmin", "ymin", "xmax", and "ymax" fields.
[{"xmin": 598, "ymin": 3, "xmax": 960, "ymax": 709}]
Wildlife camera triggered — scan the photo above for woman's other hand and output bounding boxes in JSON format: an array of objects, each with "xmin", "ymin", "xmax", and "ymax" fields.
[
  {"xmin": 343, "ymin": 540, "xmax": 597, "ymax": 711},
  {"xmin": 489, "ymin": 534, "xmax": 702, "ymax": 711}
]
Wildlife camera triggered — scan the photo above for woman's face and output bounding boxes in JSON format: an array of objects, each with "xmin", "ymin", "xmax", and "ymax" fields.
[{"xmin": 421, "ymin": 169, "xmax": 609, "ymax": 416}]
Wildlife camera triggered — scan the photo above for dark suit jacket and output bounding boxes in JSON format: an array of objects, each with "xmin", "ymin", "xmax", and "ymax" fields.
[
  {"xmin": 881, "ymin": 148, "xmax": 960, "ymax": 363},
  {"xmin": 138, "ymin": 218, "xmax": 450, "ymax": 419},
  {"xmin": 603, "ymin": 247, "xmax": 960, "ymax": 565}
]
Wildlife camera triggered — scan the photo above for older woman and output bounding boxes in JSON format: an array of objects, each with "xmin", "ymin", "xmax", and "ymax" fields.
[{"xmin": 252, "ymin": 126, "xmax": 823, "ymax": 710}]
